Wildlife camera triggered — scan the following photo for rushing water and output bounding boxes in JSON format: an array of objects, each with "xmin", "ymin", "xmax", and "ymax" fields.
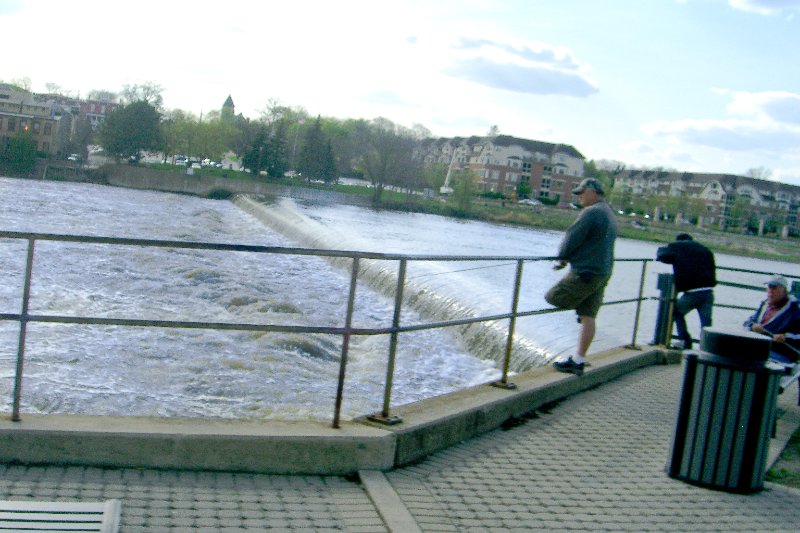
[{"xmin": 0, "ymin": 178, "xmax": 797, "ymax": 421}]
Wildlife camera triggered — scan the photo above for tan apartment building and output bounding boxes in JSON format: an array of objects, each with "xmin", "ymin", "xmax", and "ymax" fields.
[
  {"xmin": 614, "ymin": 170, "xmax": 800, "ymax": 236},
  {"xmin": 0, "ymin": 84, "xmax": 72, "ymax": 158}
]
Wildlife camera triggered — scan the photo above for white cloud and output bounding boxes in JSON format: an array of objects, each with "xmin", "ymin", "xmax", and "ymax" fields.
[
  {"xmin": 443, "ymin": 37, "xmax": 597, "ymax": 97},
  {"xmin": 728, "ymin": 0, "xmax": 800, "ymax": 16},
  {"xmin": 642, "ymin": 90, "xmax": 800, "ymax": 153},
  {"xmin": 726, "ymin": 91, "xmax": 800, "ymax": 125}
]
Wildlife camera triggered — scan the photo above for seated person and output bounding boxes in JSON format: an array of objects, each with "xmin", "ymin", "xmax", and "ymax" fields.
[{"xmin": 743, "ymin": 275, "xmax": 800, "ymax": 364}]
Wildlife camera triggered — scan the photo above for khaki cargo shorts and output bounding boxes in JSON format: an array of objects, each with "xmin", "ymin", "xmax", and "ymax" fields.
[{"xmin": 545, "ymin": 270, "xmax": 611, "ymax": 319}]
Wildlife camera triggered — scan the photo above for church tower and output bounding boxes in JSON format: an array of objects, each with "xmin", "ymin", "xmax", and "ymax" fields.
[{"xmin": 222, "ymin": 95, "xmax": 235, "ymax": 121}]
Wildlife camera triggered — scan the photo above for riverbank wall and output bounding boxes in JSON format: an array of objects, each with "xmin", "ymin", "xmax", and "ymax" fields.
[{"xmin": 98, "ymin": 164, "xmax": 374, "ymax": 206}]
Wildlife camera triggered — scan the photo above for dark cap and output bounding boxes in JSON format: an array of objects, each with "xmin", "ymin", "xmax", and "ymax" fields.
[
  {"xmin": 676, "ymin": 233, "xmax": 693, "ymax": 241},
  {"xmin": 572, "ymin": 178, "xmax": 604, "ymax": 195}
]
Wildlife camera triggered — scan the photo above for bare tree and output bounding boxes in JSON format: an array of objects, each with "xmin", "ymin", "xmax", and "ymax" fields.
[
  {"xmin": 358, "ymin": 119, "xmax": 421, "ymax": 203},
  {"xmin": 746, "ymin": 166, "xmax": 772, "ymax": 180},
  {"xmin": 121, "ymin": 82, "xmax": 164, "ymax": 109}
]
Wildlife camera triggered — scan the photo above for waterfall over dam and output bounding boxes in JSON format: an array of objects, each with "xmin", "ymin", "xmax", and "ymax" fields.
[{"xmin": 234, "ymin": 194, "xmax": 552, "ymax": 372}]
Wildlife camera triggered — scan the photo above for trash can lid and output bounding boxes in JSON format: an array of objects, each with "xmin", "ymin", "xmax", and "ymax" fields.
[{"xmin": 700, "ymin": 327, "xmax": 771, "ymax": 362}]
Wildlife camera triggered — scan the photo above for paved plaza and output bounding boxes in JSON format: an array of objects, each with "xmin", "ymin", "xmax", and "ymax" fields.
[{"xmin": 1, "ymin": 363, "xmax": 799, "ymax": 532}]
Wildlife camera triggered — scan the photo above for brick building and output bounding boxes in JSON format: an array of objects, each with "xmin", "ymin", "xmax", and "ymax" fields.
[{"xmin": 418, "ymin": 135, "xmax": 585, "ymax": 206}]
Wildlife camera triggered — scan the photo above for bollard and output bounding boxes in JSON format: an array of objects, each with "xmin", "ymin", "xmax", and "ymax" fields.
[{"xmin": 652, "ymin": 273, "xmax": 675, "ymax": 346}]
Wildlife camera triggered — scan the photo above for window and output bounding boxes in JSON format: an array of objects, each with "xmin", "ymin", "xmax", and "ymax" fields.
[
  {"xmin": 7, "ymin": 118, "xmax": 15, "ymax": 131},
  {"xmin": 44, "ymin": 122, "xmax": 52, "ymax": 135},
  {"xmin": 33, "ymin": 121, "xmax": 40, "ymax": 134},
  {"xmin": 554, "ymin": 179, "xmax": 564, "ymax": 189},
  {"xmin": 541, "ymin": 178, "xmax": 551, "ymax": 189},
  {"xmin": 539, "ymin": 190, "xmax": 550, "ymax": 198}
]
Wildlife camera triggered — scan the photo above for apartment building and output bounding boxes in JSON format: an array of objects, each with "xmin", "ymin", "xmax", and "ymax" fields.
[
  {"xmin": 418, "ymin": 135, "xmax": 585, "ymax": 206},
  {"xmin": 0, "ymin": 84, "xmax": 71, "ymax": 158},
  {"xmin": 615, "ymin": 170, "xmax": 800, "ymax": 234}
]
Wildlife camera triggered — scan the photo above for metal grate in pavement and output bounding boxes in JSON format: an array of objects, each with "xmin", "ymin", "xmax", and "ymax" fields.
[{"xmin": 0, "ymin": 500, "xmax": 120, "ymax": 533}]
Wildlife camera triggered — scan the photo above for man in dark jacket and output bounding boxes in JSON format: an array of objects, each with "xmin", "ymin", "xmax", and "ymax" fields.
[
  {"xmin": 744, "ymin": 275, "xmax": 800, "ymax": 363},
  {"xmin": 656, "ymin": 233, "xmax": 716, "ymax": 349}
]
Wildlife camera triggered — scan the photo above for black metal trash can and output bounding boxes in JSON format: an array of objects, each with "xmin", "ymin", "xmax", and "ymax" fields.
[{"xmin": 667, "ymin": 327, "xmax": 782, "ymax": 493}]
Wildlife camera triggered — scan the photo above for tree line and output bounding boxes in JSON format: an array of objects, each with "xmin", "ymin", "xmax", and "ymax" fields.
[{"xmin": 92, "ymin": 85, "xmax": 450, "ymax": 204}]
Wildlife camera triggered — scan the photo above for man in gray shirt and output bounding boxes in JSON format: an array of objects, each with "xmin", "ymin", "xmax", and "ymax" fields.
[{"xmin": 546, "ymin": 178, "xmax": 618, "ymax": 376}]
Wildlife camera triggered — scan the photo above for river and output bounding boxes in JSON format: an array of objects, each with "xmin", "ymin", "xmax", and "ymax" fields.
[{"xmin": 0, "ymin": 178, "xmax": 796, "ymax": 421}]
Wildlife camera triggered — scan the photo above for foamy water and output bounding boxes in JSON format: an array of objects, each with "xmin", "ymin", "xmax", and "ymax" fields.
[{"xmin": 0, "ymin": 179, "xmax": 498, "ymax": 420}]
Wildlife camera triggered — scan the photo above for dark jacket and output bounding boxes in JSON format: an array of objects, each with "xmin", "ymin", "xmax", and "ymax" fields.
[
  {"xmin": 743, "ymin": 295, "xmax": 800, "ymax": 362},
  {"xmin": 558, "ymin": 200, "xmax": 617, "ymax": 276},
  {"xmin": 656, "ymin": 240, "xmax": 716, "ymax": 292}
]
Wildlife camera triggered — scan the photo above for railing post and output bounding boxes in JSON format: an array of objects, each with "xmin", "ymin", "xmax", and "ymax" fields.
[
  {"xmin": 625, "ymin": 259, "xmax": 648, "ymax": 350},
  {"xmin": 12, "ymin": 238, "xmax": 36, "ymax": 422},
  {"xmin": 368, "ymin": 259, "xmax": 406, "ymax": 425},
  {"xmin": 492, "ymin": 259, "xmax": 523, "ymax": 390},
  {"xmin": 332, "ymin": 257, "xmax": 360, "ymax": 429},
  {"xmin": 652, "ymin": 272, "xmax": 676, "ymax": 346}
]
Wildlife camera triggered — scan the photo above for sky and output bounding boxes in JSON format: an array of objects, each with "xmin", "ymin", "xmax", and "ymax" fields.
[{"xmin": 3, "ymin": 0, "xmax": 800, "ymax": 184}]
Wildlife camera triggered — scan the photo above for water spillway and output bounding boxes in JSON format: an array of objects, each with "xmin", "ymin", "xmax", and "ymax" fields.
[{"xmin": 234, "ymin": 194, "xmax": 551, "ymax": 372}]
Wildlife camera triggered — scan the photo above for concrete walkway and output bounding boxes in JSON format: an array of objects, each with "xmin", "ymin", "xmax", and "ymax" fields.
[{"xmin": 1, "ymin": 363, "xmax": 799, "ymax": 532}]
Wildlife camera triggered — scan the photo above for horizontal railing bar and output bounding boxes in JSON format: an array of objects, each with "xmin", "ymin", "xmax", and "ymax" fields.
[
  {"xmin": 717, "ymin": 265, "xmax": 798, "ymax": 278},
  {"xmin": 0, "ymin": 230, "xmax": 569, "ymax": 263},
  {"xmin": 0, "ymin": 307, "xmax": 561, "ymax": 336},
  {"xmin": 717, "ymin": 280, "xmax": 764, "ymax": 291},
  {"xmin": 1, "ymin": 295, "xmax": 662, "ymax": 339},
  {"xmin": 0, "ymin": 314, "xmax": 357, "ymax": 335},
  {"xmin": 714, "ymin": 303, "xmax": 760, "ymax": 311}
]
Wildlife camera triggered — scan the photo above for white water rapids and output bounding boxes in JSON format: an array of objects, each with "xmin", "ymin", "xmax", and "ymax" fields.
[{"xmin": 0, "ymin": 178, "xmax": 796, "ymax": 421}]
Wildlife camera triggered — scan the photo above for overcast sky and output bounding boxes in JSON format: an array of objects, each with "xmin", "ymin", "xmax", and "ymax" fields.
[{"xmin": 3, "ymin": 0, "xmax": 799, "ymax": 184}]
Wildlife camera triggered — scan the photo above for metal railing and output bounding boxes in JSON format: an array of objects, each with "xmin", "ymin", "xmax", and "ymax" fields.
[{"xmin": 0, "ymin": 230, "xmax": 654, "ymax": 427}]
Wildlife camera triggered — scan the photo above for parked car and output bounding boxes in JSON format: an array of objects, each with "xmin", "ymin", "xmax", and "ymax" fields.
[
  {"xmin": 518, "ymin": 198, "xmax": 542, "ymax": 206},
  {"xmin": 67, "ymin": 154, "xmax": 81, "ymax": 162}
]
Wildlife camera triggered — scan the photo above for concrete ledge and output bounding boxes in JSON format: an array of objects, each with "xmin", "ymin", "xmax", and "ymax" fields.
[
  {"xmin": 0, "ymin": 347, "xmax": 673, "ymax": 474},
  {"xmin": 0, "ymin": 416, "xmax": 395, "ymax": 475}
]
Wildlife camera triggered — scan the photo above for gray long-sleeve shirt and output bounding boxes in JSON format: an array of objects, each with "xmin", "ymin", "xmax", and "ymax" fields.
[{"xmin": 557, "ymin": 200, "xmax": 618, "ymax": 276}]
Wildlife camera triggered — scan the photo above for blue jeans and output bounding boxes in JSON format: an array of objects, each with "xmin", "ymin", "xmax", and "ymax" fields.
[{"xmin": 673, "ymin": 290, "xmax": 714, "ymax": 349}]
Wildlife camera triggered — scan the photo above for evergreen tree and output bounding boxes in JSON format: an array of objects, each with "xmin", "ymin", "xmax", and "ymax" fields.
[
  {"xmin": 242, "ymin": 128, "xmax": 269, "ymax": 175},
  {"xmin": 2, "ymin": 132, "xmax": 37, "ymax": 175},
  {"xmin": 298, "ymin": 116, "xmax": 327, "ymax": 181},
  {"xmin": 320, "ymin": 141, "xmax": 337, "ymax": 183},
  {"xmin": 265, "ymin": 120, "xmax": 290, "ymax": 178}
]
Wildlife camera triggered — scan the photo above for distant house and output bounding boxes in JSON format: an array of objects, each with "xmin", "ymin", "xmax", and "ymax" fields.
[
  {"xmin": 418, "ymin": 135, "xmax": 585, "ymax": 206},
  {"xmin": 81, "ymin": 99, "xmax": 120, "ymax": 131}
]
